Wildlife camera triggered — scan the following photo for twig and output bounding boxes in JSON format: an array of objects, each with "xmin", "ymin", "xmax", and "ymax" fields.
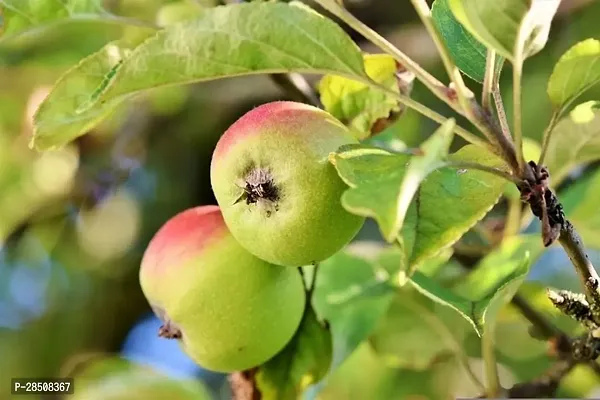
[
  {"xmin": 444, "ymin": 161, "xmax": 520, "ymax": 184},
  {"xmin": 482, "ymin": 50, "xmax": 496, "ymax": 112},
  {"xmin": 558, "ymin": 221, "xmax": 600, "ymax": 316},
  {"xmin": 503, "ymin": 195, "xmax": 524, "ymax": 238},
  {"xmin": 313, "ymin": 0, "xmax": 521, "ymax": 174},
  {"xmin": 229, "ymin": 369, "xmax": 261, "ymax": 400},
  {"xmin": 511, "ymin": 56, "xmax": 527, "ymax": 177},
  {"xmin": 312, "ymin": 0, "xmax": 452, "ymax": 111},
  {"xmin": 482, "ymin": 323, "xmax": 501, "ymax": 397},
  {"xmin": 368, "ymin": 82, "xmax": 493, "ymax": 151},
  {"xmin": 409, "ymin": 0, "xmax": 474, "ymax": 118},
  {"xmin": 269, "ymin": 73, "xmax": 322, "ymax": 107},
  {"xmin": 537, "ymin": 110, "xmax": 561, "ymax": 169},
  {"xmin": 308, "ymin": 262, "xmax": 319, "ymax": 295},
  {"xmin": 510, "ymin": 294, "xmax": 565, "ymax": 340},
  {"xmin": 408, "ymin": 0, "xmax": 519, "ymax": 172},
  {"xmin": 492, "ymin": 86, "xmax": 513, "ymax": 142},
  {"xmin": 547, "ymin": 289, "xmax": 599, "ymax": 331},
  {"xmin": 507, "ymin": 358, "xmax": 576, "ymax": 398}
]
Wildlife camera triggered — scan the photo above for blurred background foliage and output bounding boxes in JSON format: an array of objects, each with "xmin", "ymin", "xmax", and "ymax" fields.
[{"xmin": 0, "ymin": 0, "xmax": 599, "ymax": 399}]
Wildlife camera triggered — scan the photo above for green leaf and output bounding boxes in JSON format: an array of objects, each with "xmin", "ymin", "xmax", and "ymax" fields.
[
  {"xmin": 448, "ymin": 0, "xmax": 560, "ymax": 63},
  {"xmin": 561, "ymin": 167, "xmax": 600, "ymax": 250},
  {"xmin": 0, "ymin": 0, "xmax": 105, "ymax": 38},
  {"xmin": 397, "ymin": 119, "xmax": 455, "ymax": 238},
  {"xmin": 332, "ymin": 143, "xmax": 509, "ymax": 270},
  {"xmin": 155, "ymin": 1, "xmax": 205, "ymax": 27},
  {"xmin": 376, "ymin": 245, "xmax": 453, "ymax": 279},
  {"xmin": 332, "ymin": 120, "xmax": 455, "ymax": 243},
  {"xmin": 318, "ymin": 53, "xmax": 413, "ymax": 140},
  {"xmin": 432, "ymin": 0, "xmax": 503, "ymax": 82},
  {"xmin": 547, "ymin": 39, "xmax": 600, "ymax": 111},
  {"xmin": 543, "ymin": 101, "xmax": 600, "ymax": 185},
  {"xmin": 256, "ymin": 308, "xmax": 332, "ymax": 399},
  {"xmin": 31, "ymin": 2, "xmax": 367, "ymax": 150},
  {"xmin": 368, "ymin": 287, "xmax": 471, "ymax": 370},
  {"xmin": 315, "ymin": 343, "xmax": 451, "ymax": 400},
  {"xmin": 312, "ymin": 249, "xmax": 395, "ymax": 380},
  {"xmin": 32, "ymin": 32, "xmax": 155, "ymax": 150},
  {"xmin": 331, "ymin": 144, "xmax": 411, "ymax": 242},
  {"xmin": 0, "ymin": 0, "xmax": 151, "ymax": 63},
  {"xmin": 408, "ymin": 235, "xmax": 543, "ymax": 336}
]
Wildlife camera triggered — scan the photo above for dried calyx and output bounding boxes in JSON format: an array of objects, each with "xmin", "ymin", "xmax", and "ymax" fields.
[
  {"xmin": 152, "ymin": 305, "xmax": 182, "ymax": 339},
  {"xmin": 237, "ymin": 168, "xmax": 279, "ymax": 205}
]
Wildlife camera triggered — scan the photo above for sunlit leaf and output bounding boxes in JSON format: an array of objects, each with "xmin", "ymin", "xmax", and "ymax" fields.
[
  {"xmin": 547, "ymin": 39, "xmax": 600, "ymax": 111},
  {"xmin": 31, "ymin": 2, "xmax": 367, "ymax": 150},
  {"xmin": 448, "ymin": 0, "xmax": 560, "ymax": 63},
  {"xmin": 332, "ymin": 143, "xmax": 508, "ymax": 270},
  {"xmin": 397, "ymin": 120, "xmax": 455, "ymax": 238},
  {"xmin": 256, "ymin": 308, "xmax": 332, "ymax": 399},
  {"xmin": 155, "ymin": 1, "xmax": 205, "ymax": 27},
  {"xmin": 408, "ymin": 235, "xmax": 543, "ymax": 336},
  {"xmin": 32, "ymin": 32, "xmax": 154, "ymax": 150},
  {"xmin": 543, "ymin": 101, "xmax": 600, "ymax": 185},
  {"xmin": 432, "ymin": 0, "xmax": 503, "ymax": 82},
  {"xmin": 318, "ymin": 53, "xmax": 413, "ymax": 139},
  {"xmin": 314, "ymin": 343, "xmax": 453, "ymax": 400},
  {"xmin": 369, "ymin": 287, "xmax": 471, "ymax": 370},
  {"xmin": 0, "ymin": 0, "xmax": 106, "ymax": 38},
  {"xmin": 311, "ymin": 249, "xmax": 395, "ymax": 389},
  {"xmin": 0, "ymin": 0, "xmax": 152, "ymax": 67},
  {"xmin": 331, "ymin": 120, "xmax": 455, "ymax": 243},
  {"xmin": 376, "ymin": 245, "xmax": 453, "ymax": 279}
]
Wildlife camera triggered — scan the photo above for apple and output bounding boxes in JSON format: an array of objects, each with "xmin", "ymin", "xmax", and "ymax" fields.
[
  {"xmin": 210, "ymin": 101, "xmax": 365, "ymax": 267},
  {"xmin": 139, "ymin": 205, "xmax": 305, "ymax": 372}
]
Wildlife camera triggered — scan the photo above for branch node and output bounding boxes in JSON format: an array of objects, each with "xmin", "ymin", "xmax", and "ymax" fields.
[
  {"xmin": 572, "ymin": 334, "xmax": 600, "ymax": 362},
  {"xmin": 518, "ymin": 161, "xmax": 564, "ymax": 247},
  {"xmin": 547, "ymin": 289, "xmax": 598, "ymax": 331}
]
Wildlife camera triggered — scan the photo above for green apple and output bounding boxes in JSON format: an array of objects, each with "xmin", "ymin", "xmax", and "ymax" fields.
[
  {"xmin": 210, "ymin": 101, "xmax": 365, "ymax": 267},
  {"xmin": 139, "ymin": 205, "xmax": 305, "ymax": 373}
]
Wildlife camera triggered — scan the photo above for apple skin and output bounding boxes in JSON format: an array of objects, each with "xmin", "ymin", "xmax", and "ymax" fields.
[
  {"xmin": 139, "ymin": 205, "xmax": 306, "ymax": 373},
  {"xmin": 210, "ymin": 101, "xmax": 365, "ymax": 267}
]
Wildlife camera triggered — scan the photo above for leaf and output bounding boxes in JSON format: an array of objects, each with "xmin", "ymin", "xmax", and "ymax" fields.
[
  {"xmin": 32, "ymin": 32, "xmax": 154, "ymax": 150},
  {"xmin": 431, "ymin": 0, "xmax": 503, "ymax": 83},
  {"xmin": 560, "ymin": 167, "xmax": 600, "ymax": 250},
  {"xmin": 331, "ymin": 145, "xmax": 411, "ymax": 242},
  {"xmin": 547, "ymin": 39, "xmax": 600, "ymax": 110},
  {"xmin": 408, "ymin": 235, "xmax": 543, "ymax": 336},
  {"xmin": 318, "ymin": 53, "xmax": 413, "ymax": 140},
  {"xmin": 31, "ymin": 1, "xmax": 367, "ymax": 150},
  {"xmin": 256, "ymin": 308, "xmax": 332, "ymax": 399},
  {"xmin": 376, "ymin": 245, "xmax": 453, "ymax": 279},
  {"xmin": 368, "ymin": 287, "xmax": 471, "ymax": 370},
  {"xmin": 543, "ymin": 101, "xmax": 600, "ymax": 185},
  {"xmin": 332, "ymin": 143, "xmax": 509, "ymax": 270},
  {"xmin": 0, "ymin": 0, "xmax": 150, "ymax": 62},
  {"xmin": 315, "ymin": 343, "xmax": 450, "ymax": 400},
  {"xmin": 448, "ymin": 0, "xmax": 560, "ymax": 63},
  {"xmin": 0, "ymin": 0, "xmax": 105, "ymax": 38},
  {"xmin": 331, "ymin": 120, "xmax": 455, "ymax": 243},
  {"xmin": 312, "ymin": 249, "xmax": 395, "ymax": 382},
  {"xmin": 396, "ymin": 119, "xmax": 455, "ymax": 238},
  {"xmin": 491, "ymin": 281, "xmax": 581, "ymax": 363}
]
